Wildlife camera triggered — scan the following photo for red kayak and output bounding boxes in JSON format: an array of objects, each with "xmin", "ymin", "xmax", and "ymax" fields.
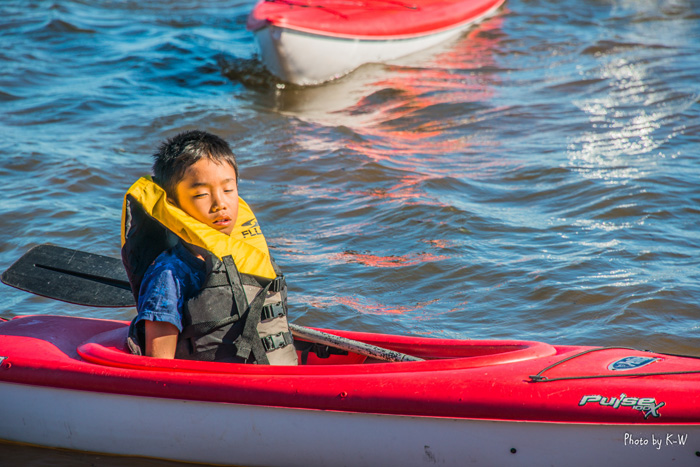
[
  {"xmin": 1, "ymin": 314, "xmax": 699, "ymax": 466},
  {"xmin": 247, "ymin": 0, "xmax": 506, "ymax": 84}
]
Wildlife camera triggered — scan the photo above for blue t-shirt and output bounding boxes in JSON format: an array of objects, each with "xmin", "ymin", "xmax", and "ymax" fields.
[{"xmin": 135, "ymin": 242, "xmax": 207, "ymax": 332}]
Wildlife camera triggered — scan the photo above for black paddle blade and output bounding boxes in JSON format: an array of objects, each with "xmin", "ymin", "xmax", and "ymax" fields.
[{"xmin": 2, "ymin": 244, "xmax": 136, "ymax": 308}]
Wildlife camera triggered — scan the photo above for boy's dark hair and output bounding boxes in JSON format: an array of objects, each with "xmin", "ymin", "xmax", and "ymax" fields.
[{"xmin": 152, "ymin": 130, "xmax": 239, "ymax": 199}]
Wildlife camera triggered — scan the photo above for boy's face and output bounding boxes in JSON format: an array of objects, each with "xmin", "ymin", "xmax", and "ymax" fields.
[{"xmin": 171, "ymin": 158, "xmax": 239, "ymax": 236}]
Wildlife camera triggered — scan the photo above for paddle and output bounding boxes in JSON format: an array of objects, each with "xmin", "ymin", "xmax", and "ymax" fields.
[
  {"xmin": 2, "ymin": 244, "xmax": 135, "ymax": 308},
  {"xmin": 2, "ymin": 244, "xmax": 422, "ymax": 363}
]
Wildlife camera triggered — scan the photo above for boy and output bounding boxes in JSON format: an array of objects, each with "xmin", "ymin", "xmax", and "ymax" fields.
[{"xmin": 121, "ymin": 130, "xmax": 297, "ymax": 365}]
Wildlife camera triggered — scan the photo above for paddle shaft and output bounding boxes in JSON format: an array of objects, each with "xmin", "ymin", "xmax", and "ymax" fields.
[
  {"xmin": 2, "ymin": 244, "xmax": 423, "ymax": 363},
  {"xmin": 289, "ymin": 323, "xmax": 422, "ymax": 362}
]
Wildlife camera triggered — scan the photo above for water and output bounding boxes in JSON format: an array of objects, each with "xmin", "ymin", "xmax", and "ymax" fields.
[{"xmin": 1, "ymin": 0, "xmax": 699, "ymax": 464}]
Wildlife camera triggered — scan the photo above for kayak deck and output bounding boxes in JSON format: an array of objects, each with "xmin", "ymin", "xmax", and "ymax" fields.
[
  {"xmin": 247, "ymin": 0, "xmax": 506, "ymax": 40},
  {"xmin": 1, "ymin": 315, "xmax": 700, "ymax": 424}
]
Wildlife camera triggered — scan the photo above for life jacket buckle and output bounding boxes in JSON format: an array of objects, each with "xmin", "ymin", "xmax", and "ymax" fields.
[
  {"xmin": 261, "ymin": 331, "xmax": 293, "ymax": 351},
  {"xmin": 261, "ymin": 301, "xmax": 286, "ymax": 321},
  {"xmin": 269, "ymin": 275, "xmax": 285, "ymax": 293}
]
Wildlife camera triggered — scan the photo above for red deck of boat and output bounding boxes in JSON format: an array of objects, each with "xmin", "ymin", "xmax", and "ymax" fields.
[
  {"xmin": 1, "ymin": 315, "xmax": 699, "ymax": 424},
  {"xmin": 247, "ymin": 0, "xmax": 505, "ymax": 39}
]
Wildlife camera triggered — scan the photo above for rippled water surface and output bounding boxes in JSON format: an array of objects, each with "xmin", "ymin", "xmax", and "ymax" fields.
[{"xmin": 1, "ymin": 0, "xmax": 699, "ymax": 464}]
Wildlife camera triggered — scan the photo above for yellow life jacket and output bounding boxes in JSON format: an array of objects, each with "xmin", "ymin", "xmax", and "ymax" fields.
[
  {"xmin": 121, "ymin": 176, "xmax": 275, "ymax": 280},
  {"xmin": 121, "ymin": 177, "xmax": 297, "ymax": 365}
]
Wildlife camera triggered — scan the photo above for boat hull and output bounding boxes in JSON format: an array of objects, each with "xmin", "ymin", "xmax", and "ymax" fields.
[
  {"xmin": 1, "ymin": 315, "xmax": 700, "ymax": 465},
  {"xmin": 248, "ymin": 0, "xmax": 505, "ymax": 85},
  {"xmin": 252, "ymin": 17, "xmax": 487, "ymax": 85},
  {"xmin": 2, "ymin": 381, "xmax": 699, "ymax": 466}
]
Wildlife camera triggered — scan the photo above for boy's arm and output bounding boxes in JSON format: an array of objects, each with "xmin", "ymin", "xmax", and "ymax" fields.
[
  {"xmin": 144, "ymin": 320, "xmax": 179, "ymax": 358},
  {"xmin": 136, "ymin": 252, "xmax": 194, "ymax": 359}
]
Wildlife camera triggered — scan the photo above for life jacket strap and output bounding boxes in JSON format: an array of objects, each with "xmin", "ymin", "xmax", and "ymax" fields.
[
  {"xmin": 261, "ymin": 301, "xmax": 286, "ymax": 321},
  {"xmin": 261, "ymin": 331, "xmax": 294, "ymax": 352},
  {"xmin": 205, "ymin": 267, "xmax": 285, "ymax": 293},
  {"xmin": 222, "ymin": 256, "xmax": 249, "ymax": 316},
  {"xmin": 235, "ymin": 280, "xmax": 271, "ymax": 364}
]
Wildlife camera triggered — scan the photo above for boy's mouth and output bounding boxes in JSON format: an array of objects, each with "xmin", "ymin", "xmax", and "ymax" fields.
[{"xmin": 213, "ymin": 216, "xmax": 232, "ymax": 227}]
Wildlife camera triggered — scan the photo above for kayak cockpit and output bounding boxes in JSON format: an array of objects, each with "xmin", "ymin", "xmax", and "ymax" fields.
[{"xmin": 76, "ymin": 320, "xmax": 556, "ymax": 375}]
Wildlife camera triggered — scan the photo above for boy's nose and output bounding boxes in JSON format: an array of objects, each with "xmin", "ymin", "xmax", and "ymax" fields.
[{"xmin": 211, "ymin": 195, "xmax": 226, "ymax": 211}]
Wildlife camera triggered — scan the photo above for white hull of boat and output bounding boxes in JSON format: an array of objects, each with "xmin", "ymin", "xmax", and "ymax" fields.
[
  {"xmin": 252, "ymin": 4, "xmax": 501, "ymax": 86},
  {"xmin": 2, "ymin": 381, "xmax": 698, "ymax": 466}
]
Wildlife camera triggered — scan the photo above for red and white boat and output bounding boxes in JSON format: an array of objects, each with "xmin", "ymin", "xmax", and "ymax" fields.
[
  {"xmin": 246, "ymin": 0, "xmax": 506, "ymax": 85},
  {"xmin": 1, "ymin": 314, "xmax": 699, "ymax": 466}
]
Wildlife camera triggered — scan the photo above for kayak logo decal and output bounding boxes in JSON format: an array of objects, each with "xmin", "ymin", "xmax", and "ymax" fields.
[
  {"xmin": 608, "ymin": 356, "xmax": 660, "ymax": 371},
  {"xmin": 579, "ymin": 394, "xmax": 665, "ymax": 419}
]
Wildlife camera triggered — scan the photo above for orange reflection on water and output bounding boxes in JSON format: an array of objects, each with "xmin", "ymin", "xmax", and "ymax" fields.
[
  {"xmin": 356, "ymin": 173, "xmax": 443, "ymax": 204},
  {"xmin": 344, "ymin": 17, "xmax": 505, "ymax": 182},
  {"xmin": 422, "ymin": 238, "xmax": 453, "ymax": 249},
  {"xmin": 334, "ymin": 295, "xmax": 419, "ymax": 315},
  {"xmin": 336, "ymin": 250, "xmax": 448, "ymax": 268},
  {"xmin": 296, "ymin": 293, "xmax": 448, "ymax": 317}
]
